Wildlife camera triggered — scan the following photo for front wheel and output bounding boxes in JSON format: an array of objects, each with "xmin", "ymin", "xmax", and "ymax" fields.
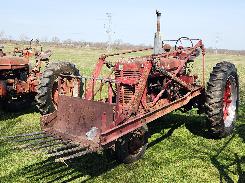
[
  {"xmin": 205, "ymin": 61, "xmax": 239, "ymax": 138},
  {"xmin": 115, "ymin": 125, "xmax": 148, "ymax": 164}
]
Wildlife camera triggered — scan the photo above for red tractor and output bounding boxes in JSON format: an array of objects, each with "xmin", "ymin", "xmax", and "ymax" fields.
[
  {"xmin": 0, "ymin": 41, "xmax": 50, "ymax": 110},
  {"xmin": 5, "ymin": 11, "xmax": 239, "ymax": 164},
  {"xmin": 0, "ymin": 40, "xmax": 77, "ymax": 111}
]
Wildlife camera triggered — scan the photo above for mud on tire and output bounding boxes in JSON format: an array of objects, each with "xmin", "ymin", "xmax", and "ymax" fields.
[
  {"xmin": 35, "ymin": 62, "xmax": 80, "ymax": 115},
  {"xmin": 205, "ymin": 61, "xmax": 239, "ymax": 138}
]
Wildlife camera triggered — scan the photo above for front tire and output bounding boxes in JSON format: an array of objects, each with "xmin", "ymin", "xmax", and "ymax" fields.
[
  {"xmin": 35, "ymin": 62, "xmax": 80, "ymax": 115},
  {"xmin": 205, "ymin": 61, "xmax": 239, "ymax": 138},
  {"xmin": 115, "ymin": 125, "xmax": 148, "ymax": 164}
]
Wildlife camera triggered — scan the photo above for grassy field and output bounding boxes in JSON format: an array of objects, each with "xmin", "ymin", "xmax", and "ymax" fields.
[{"xmin": 0, "ymin": 44, "xmax": 245, "ymax": 183}]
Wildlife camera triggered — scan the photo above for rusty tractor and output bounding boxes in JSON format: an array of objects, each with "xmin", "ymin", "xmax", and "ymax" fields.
[
  {"xmin": 4, "ymin": 11, "xmax": 239, "ymax": 164},
  {"xmin": 0, "ymin": 40, "xmax": 71, "ymax": 111},
  {"xmin": 0, "ymin": 40, "xmax": 50, "ymax": 110}
]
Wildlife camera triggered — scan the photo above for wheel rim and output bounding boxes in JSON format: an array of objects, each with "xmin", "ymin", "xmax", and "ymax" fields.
[
  {"xmin": 52, "ymin": 81, "xmax": 59, "ymax": 109},
  {"xmin": 223, "ymin": 76, "xmax": 237, "ymax": 127}
]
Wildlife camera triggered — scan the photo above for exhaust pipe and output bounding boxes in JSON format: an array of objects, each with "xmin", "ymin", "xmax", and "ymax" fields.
[
  {"xmin": 156, "ymin": 10, "xmax": 161, "ymax": 32},
  {"xmin": 153, "ymin": 10, "xmax": 163, "ymax": 55}
]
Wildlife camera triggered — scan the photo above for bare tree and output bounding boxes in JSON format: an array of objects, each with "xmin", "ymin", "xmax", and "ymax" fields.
[
  {"xmin": 19, "ymin": 33, "xmax": 29, "ymax": 42},
  {"xmin": 0, "ymin": 30, "xmax": 6, "ymax": 41},
  {"xmin": 51, "ymin": 36, "xmax": 60, "ymax": 44},
  {"xmin": 63, "ymin": 38, "xmax": 72, "ymax": 44},
  {"xmin": 114, "ymin": 39, "xmax": 122, "ymax": 50},
  {"xmin": 40, "ymin": 36, "xmax": 48, "ymax": 43}
]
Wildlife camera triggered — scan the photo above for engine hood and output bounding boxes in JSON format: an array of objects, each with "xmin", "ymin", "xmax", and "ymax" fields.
[{"xmin": 0, "ymin": 56, "xmax": 29, "ymax": 70}]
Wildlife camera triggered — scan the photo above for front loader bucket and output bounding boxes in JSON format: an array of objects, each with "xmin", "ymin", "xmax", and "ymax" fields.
[{"xmin": 41, "ymin": 95, "xmax": 115, "ymax": 150}]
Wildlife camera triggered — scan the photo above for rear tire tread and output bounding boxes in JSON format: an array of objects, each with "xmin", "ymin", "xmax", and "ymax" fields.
[{"xmin": 205, "ymin": 61, "xmax": 239, "ymax": 138}]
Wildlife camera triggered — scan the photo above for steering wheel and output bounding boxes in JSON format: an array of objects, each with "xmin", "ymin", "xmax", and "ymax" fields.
[{"xmin": 174, "ymin": 37, "xmax": 194, "ymax": 50}]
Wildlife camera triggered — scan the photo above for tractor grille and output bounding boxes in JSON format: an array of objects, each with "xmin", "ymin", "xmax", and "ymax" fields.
[
  {"xmin": 115, "ymin": 70, "xmax": 141, "ymax": 78},
  {"xmin": 119, "ymin": 85, "xmax": 135, "ymax": 104},
  {"xmin": 115, "ymin": 70, "xmax": 140, "ymax": 105}
]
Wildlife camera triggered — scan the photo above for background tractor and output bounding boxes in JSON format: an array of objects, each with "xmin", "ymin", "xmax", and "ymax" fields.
[
  {"xmin": 0, "ymin": 40, "xmax": 65, "ymax": 111},
  {"xmin": 5, "ymin": 11, "xmax": 239, "ymax": 164}
]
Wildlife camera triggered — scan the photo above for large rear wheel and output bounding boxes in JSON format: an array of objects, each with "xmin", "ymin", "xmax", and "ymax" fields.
[
  {"xmin": 205, "ymin": 61, "xmax": 239, "ymax": 138},
  {"xmin": 35, "ymin": 62, "xmax": 80, "ymax": 115}
]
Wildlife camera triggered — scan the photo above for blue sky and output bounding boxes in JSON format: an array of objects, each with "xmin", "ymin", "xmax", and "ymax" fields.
[{"xmin": 0, "ymin": 0, "xmax": 245, "ymax": 50}]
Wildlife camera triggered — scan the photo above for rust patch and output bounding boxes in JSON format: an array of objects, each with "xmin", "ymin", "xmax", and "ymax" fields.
[{"xmin": 43, "ymin": 95, "xmax": 114, "ymax": 149}]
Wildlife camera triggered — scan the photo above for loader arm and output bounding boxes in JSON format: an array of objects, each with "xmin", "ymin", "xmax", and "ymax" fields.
[{"xmin": 85, "ymin": 56, "xmax": 106, "ymax": 100}]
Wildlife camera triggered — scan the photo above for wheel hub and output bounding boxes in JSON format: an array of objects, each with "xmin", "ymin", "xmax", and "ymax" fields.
[{"xmin": 223, "ymin": 76, "xmax": 237, "ymax": 127}]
